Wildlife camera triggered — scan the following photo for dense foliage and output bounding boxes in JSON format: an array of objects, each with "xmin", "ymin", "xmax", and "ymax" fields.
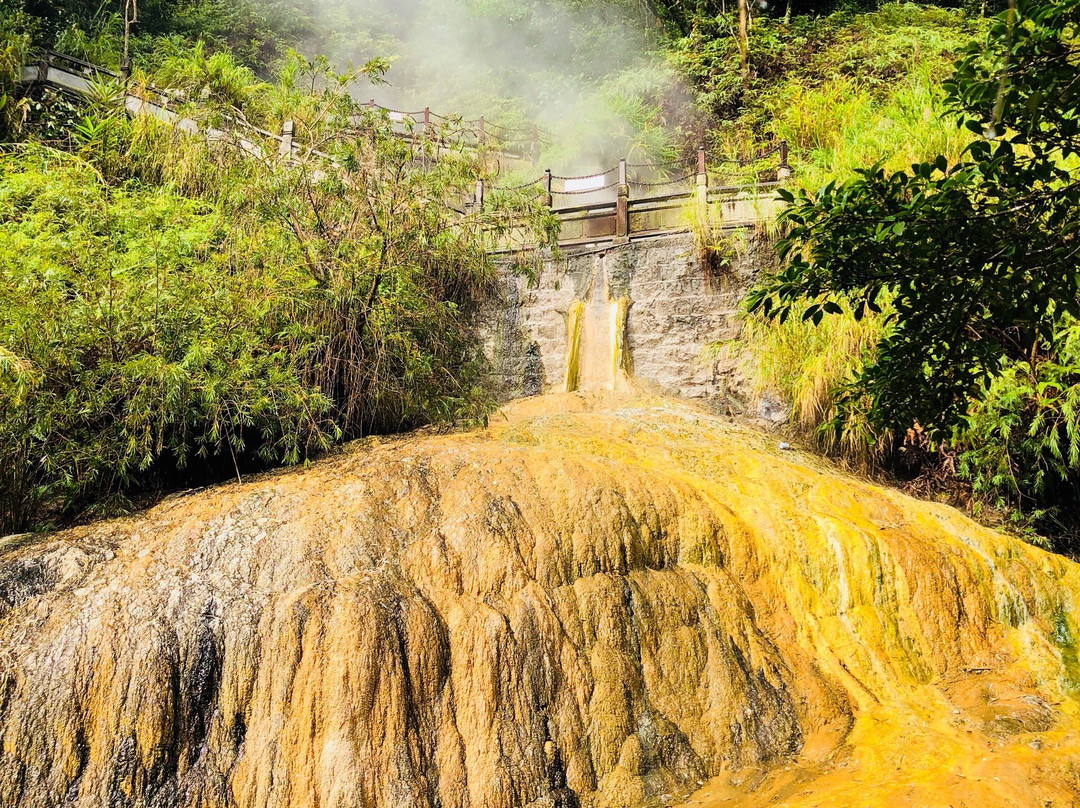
[
  {"xmin": 5, "ymin": 0, "xmax": 1077, "ymax": 551},
  {"xmin": 958, "ymin": 321, "xmax": 1080, "ymax": 537},
  {"xmin": 748, "ymin": 0, "xmax": 1080, "ymax": 546},
  {"xmin": 16, "ymin": 0, "xmax": 313, "ymax": 71},
  {"xmin": 0, "ymin": 51, "xmax": 551, "ymax": 534},
  {"xmin": 667, "ymin": 4, "xmax": 983, "ymax": 172},
  {"xmin": 0, "ymin": 148, "xmax": 332, "ymax": 530}
]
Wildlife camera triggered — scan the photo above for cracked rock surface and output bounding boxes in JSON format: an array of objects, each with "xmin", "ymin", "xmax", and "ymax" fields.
[{"xmin": 1, "ymin": 394, "xmax": 1079, "ymax": 808}]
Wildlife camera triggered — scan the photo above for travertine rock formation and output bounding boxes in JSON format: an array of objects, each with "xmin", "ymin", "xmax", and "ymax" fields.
[{"xmin": 1, "ymin": 395, "xmax": 1078, "ymax": 808}]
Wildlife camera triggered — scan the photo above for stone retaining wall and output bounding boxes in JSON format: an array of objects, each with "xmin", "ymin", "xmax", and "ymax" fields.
[{"xmin": 483, "ymin": 232, "xmax": 778, "ymax": 412}]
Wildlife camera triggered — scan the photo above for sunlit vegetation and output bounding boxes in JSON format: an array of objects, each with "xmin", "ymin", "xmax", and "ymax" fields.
[
  {"xmin": 21, "ymin": 0, "xmax": 312, "ymax": 72},
  {"xmin": 667, "ymin": 4, "xmax": 984, "ymax": 178},
  {"xmin": 4, "ymin": 0, "xmax": 1077, "ymax": 554},
  {"xmin": 0, "ymin": 46, "xmax": 552, "ymax": 534},
  {"xmin": 700, "ymin": 5, "xmax": 981, "ymax": 466},
  {"xmin": 730, "ymin": 298, "xmax": 893, "ymax": 469},
  {"xmin": 746, "ymin": 0, "xmax": 1080, "ymax": 549}
]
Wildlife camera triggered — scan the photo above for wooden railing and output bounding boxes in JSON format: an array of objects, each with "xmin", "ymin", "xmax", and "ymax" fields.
[
  {"xmin": 20, "ymin": 50, "xmax": 790, "ymax": 248},
  {"xmin": 18, "ymin": 50, "xmax": 539, "ymax": 166},
  {"xmin": 485, "ymin": 148, "xmax": 791, "ymax": 249}
]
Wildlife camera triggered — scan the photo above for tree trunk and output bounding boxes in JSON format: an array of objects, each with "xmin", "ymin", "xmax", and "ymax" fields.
[
  {"xmin": 122, "ymin": 0, "xmax": 137, "ymax": 78},
  {"xmin": 737, "ymin": 0, "xmax": 750, "ymax": 83}
]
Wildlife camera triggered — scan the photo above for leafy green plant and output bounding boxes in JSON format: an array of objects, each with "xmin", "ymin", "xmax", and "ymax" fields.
[
  {"xmin": 0, "ymin": 51, "xmax": 552, "ymax": 535},
  {"xmin": 0, "ymin": 9, "xmax": 32, "ymax": 139},
  {"xmin": 668, "ymin": 5, "xmax": 984, "ymax": 183},
  {"xmin": 747, "ymin": 0, "xmax": 1080, "ymax": 549},
  {"xmin": 70, "ymin": 74, "xmax": 129, "ymax": 168},
  {"xmin": 0, "ymin": 146, "xmax": 334, "ymax": 532},
  {"xmin": 151, "ymin": 39, "xmax": 265, "ymax": 114},
  {"xmin": 54, "ymin": 13, "xmax": 123, "ymax": 70},
  {"xmin": 723, "ymin": 297, "xmax": 892, "ymax": 468},
  {"xmin": 957, "ymin": 319, "xmax": 1080, "ymax": 543}
]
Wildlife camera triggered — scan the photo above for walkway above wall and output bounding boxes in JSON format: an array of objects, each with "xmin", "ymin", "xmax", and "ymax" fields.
[{"xmin": 20, "ymin": 50, "xmax": 791, "ymax": 249}]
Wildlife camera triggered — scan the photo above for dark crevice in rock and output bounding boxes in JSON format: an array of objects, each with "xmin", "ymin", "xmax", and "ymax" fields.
[
  {"xmin": 108, "ymin": 736, "xmax": 137, "ymax": 808},
  {"xmin": 183, "ymin": 613, "xmax": 222, "ymax": 766},
  {"xmin": 231, "ymin": 712, "xmax": 247, "ymax": 752},
  {"xmin": 0, "ymin": 558, "xmax": 57, "ymax": 618}
]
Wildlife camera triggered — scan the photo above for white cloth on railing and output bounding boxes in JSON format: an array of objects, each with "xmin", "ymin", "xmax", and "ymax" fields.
[{"xmin": 563, "ymin": 175, "xmax": 608, "ymax": 192}]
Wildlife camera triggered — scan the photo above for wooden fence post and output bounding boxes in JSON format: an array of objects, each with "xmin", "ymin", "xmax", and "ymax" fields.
[
  {"xmin": 279, "ymin": 120, "xmax": 294, "ymax": 158},
  {"xmin": 475, "ymin": 179, "xmax": 485, "ymax": 211},
  {"xmin": 777, "ymin": 140, "xmax": 792, "ymax": 179},
  {"xmin": 615, "ymin": 158, "xmax": 629, "ymax": 243},
  {"xmin": 696, "ymin": 145, "xmax": 709, "ymax": 223},
  {"xmin": 543, "ymin": 169, "xmax": 553, "ymax": 208}
]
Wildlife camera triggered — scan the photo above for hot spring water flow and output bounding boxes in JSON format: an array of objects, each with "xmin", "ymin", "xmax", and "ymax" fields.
[{"xmin": 564, "ymin": 265, "xmax": 631, "ymax": 392}]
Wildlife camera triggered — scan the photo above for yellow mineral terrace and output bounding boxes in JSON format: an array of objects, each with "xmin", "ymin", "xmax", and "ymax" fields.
[{"xmin": 0, "ymin": 395, "xmax": 1078, "ymax": 808}]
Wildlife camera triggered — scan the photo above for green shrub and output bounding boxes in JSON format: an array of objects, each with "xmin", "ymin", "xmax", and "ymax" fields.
[
  {"xmin": 729, "ymin": 298, "xmax": 892, "ymax": 468},
  {"xmin": 0, "ymin": 146, "xmax": 334, "ymax": 532},
  {"xmin": 769, "ymin": 61, "xmax": 971, "ymax": 190},
  {"xmin": 150, "ymin": 40, "xmax": 265, "ymax": 112},
  {"xmin": 0, "ymin": 8, "xmax": 33, "ymax": 139},
  {"xmin": 742, "ymin": 0, "xmax": 1080, "ymax": 551},
  {"xmin": 0, "ymin": 53, "xmax": 551, "ymax": 535},
  {"xmin": 701, "ymin": 6, "xmax": 979, "ymax": 470},
  {"xmin": 54, "ymin": 12, "xmax": 123, "ymax": 70},
  {"xmin": 668, "ymin": 4, "xmax": 984, "ymax": 178},
  {"xmin": 956, "ymin": 320, "xmax": 1080, "ymax": 545}
]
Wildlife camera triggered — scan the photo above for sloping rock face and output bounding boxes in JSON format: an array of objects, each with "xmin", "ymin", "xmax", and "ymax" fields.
[{"xmin": 1, "ymin": 395, "xmax": 1078, "ymax": 808}]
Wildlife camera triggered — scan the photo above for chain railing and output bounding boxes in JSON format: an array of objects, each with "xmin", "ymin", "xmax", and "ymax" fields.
[
  {"xmin": 349, "ymin": 99, "xmax": 547, "ymax": 161},
  {"xmin": 23, "ymin": 50, "xmax": 546, "ymax": 163},
  {"xmin": 25, "ymin": 50, "xmax": 792, "ymax": 245},
  {"xmin": 487, "ymin": 143, "xmax": 790, "ymax": 203},
  {"xmin": 483, "ymin": 145, "xmax": 792, "ymax": 246}
]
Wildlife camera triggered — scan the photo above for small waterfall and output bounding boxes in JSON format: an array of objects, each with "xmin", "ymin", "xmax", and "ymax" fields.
[
  {"xmin": 564, "ymin": 300, "xmax": 585, "ymax": 392},
  {"xmin": 564, "ymin": 264, "xmax": 631, "ymax": 393},
  {"xmin": 611, "ymin": 296, "xmax": 632, "ymax": 391},
  {"xmin": 578, "ymin": 268, "xmax": 614, "ymax": 391}
]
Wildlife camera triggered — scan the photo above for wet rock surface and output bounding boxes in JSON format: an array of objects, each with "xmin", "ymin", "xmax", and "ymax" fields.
[
  {"xmin": 1, "ymin": 395, "xmax": 1078, "ymax": 808},
  {"xmin": 485, "ymin": 235, "xmax": 771, "ymax": 407}
]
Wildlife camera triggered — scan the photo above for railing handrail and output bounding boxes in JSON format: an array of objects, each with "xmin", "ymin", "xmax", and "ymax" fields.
[
  {"xmin": 25, "ymin": 50, "xmax": 793, "ymax": 190},
  {"xmin": 40, "ymin": 49, "xmax": 121, "ymax": 78},
  {"xmin": 24, "ymin": 49, "xmax": 539, "ymax": 165},
  {"xmin": 24, "ymin": 49, "xmax": 791, "ymax": 248}
]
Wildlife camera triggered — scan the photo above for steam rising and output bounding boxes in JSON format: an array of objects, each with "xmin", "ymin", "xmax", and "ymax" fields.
[{"xmin": 306, "ymin": 0, "xmax": 691, "ymax": 171}]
